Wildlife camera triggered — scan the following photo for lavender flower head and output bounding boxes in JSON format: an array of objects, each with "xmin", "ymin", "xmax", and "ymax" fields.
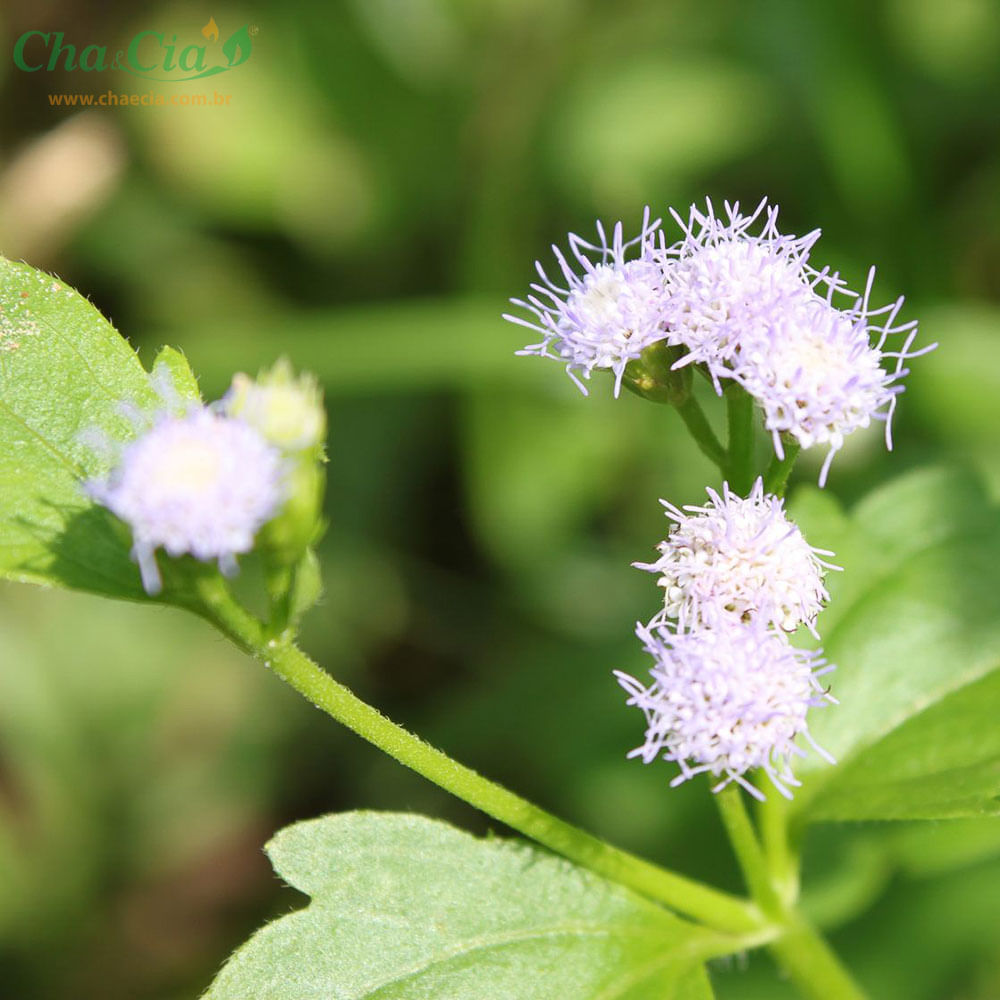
[
  {"xmin": 616, "ymin": 621, "xmax": 835, "ymax": 799},
  {"xmin": 659, "ymin": 198, "xmax": 826, "ymax": 390},
  {"xmin": 88, "ymin": 407, "xmax": 286, "ymax": 595},
  {"xmin": 635, "ymin": 479, "xmax": 836, "ymax": 636},
  {"xmin": 731, "ymin": 271, "xmax": 929, "ymax": 486},
  {"xmin": 660, "ymin": 197, "xmax": 933, "ymax": 483},
  {"xmin": 504, "ymin": 209, "xmax": 668, "ymax": 396}
]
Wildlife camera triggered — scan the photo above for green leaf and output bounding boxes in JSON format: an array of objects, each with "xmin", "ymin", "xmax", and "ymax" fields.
[
  {"xmin": 204, "ymin": 812, "xmax": 721, "ymax": 1000},
  {"xmin": 788, "ymin": 466, "xmax": 1000, "ymax": 821},
  {"xmin": 152, "ymin": 344, "xmax": 203, "ymax": 403},
  {"xmin": 0, "ymin": 258, "xmax": 200, "ymax": 603}
]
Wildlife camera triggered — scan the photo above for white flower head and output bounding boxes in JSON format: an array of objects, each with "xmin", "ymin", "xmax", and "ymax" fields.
[
  {"xmin": 732, "ymin": 270, "xmax": 933, "ymax": 486},
  {"xmin": 504, "ymin": 208, "xmax": 668, "ymax": 396},
  {"xmin": 635, "ymin": 479, "xmax": 836, "ymax": 637},
  {"xmin": 660, "ymin": 198, "xmax": 831, "ymax": 390},
  {"xmin": 616, "ymin": 621, "xmax": 835, "ymax": 800},
  {"xmin": 88, "ymin": 407, "xmax": 286, "ymax": 595}
]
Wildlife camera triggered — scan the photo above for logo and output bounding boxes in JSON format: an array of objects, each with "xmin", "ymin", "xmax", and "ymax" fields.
[{"xmin": 13, "ymin": 17, "xmax": 255, "ymax": 81}]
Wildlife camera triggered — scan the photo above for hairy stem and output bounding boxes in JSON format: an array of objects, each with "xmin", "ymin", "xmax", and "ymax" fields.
[{"xmin": 195, "ymin": 580, "xmax": 763, "ymax": 935}]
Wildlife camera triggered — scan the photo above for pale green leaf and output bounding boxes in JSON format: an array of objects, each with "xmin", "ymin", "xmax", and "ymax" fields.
[
  {"xmin": 788, "ymin": 467, "xmax": 1000, "ymax": 821},
  {"xmin": 0, "ymin": 258, "xmax": 199, "ymax": 603},
  {"xmin": 204, "ymin": 812, "xmax": 721, "ymax": 1000}
]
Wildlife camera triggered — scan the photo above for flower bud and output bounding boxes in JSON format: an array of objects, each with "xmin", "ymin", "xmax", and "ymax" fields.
[{"xmin": 224, "ymin": 358, "xmax": 325, "ymax": 455}]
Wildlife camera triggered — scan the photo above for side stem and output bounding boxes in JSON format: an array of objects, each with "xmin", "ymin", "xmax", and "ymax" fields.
[
  {"xmin": 195, "ymin": 581, "xmax": 762, "ymax": 935},
  {"xmin": 764, "ymin": 440, "xmax": 801, "ymax": 497},
  {"xmin": 674, "ymin": 395, "xmax": 727, "ymax": 471},
  {"xmin": 767, "ymin": 916, "xmax": 869, "ymax": 1000},
  {"xmin": 714, "ymin": 784, "xmax": 783, "ymax": 919},
  {"xmin": 725, "ymin": 385, "xmax": 756, "ymax": 493},
  {"xmin": 715, "ymin": 786, "xmax": 868, "ymax": 999}
]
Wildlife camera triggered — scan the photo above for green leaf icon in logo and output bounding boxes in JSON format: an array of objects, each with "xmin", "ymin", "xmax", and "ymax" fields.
[{"xmin": 222, "ymin": 25, "xmax": 252, "ymax": 68}]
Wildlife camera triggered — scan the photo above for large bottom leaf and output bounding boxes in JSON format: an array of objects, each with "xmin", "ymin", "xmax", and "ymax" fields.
[{"xmin": 204, "ymin": 812, "xmax": 719, "ymax": 1000}]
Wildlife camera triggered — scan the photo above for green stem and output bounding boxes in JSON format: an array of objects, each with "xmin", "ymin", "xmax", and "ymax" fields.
[
  {"xmin": 757, "ymin": 789, "xmax": 800, "ymax": 907},
  {"xmin": 674, "ymin": 395, "xmax": 727, "ymax": 471},
  {"xmin": 195, "ymin": 580, "xmax": 762, "ymax": 936},
  {"xmin": 714, "ymin": 785, "xmax": 868, "ymax": 998},
  {"xmin": 714, "ymin": 784, "xmax": 783, "ymax": 920},
  {"xmin": 724, "ymin": 385, "xmax": 755, "ymax": 493},
  {"xmin": 763, "ymin": 439, "xmax": 801, "ymax": 497},
  {"xmin": 767, "ymin": 915, "xmax": 868, "ymax": 1000}
]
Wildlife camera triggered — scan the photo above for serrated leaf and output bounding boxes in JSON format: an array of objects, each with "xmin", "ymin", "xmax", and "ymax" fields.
[
  {"xmin": 0, "ymin": 258, "xmax": 198, "ymax": 602},
  {"xmin": 788, "ymin": 466, "xmax": 1000, "ymax": 821},
  {"xmin": 204, "ymin": 812, "xmax": 721, "ymax": 1000}
]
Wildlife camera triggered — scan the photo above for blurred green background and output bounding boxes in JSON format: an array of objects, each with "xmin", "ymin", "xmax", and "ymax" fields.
[{"xmin": 1, "ymin": 1, "xmax": 1000, "ymax": 997}]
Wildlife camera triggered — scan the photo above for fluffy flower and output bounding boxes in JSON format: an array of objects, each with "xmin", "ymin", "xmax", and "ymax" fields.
[
  {"xmin": 635, "ymin": 479, "xmax": 836, "ymax": 636},
  {"xmin": 659, "ymin": 198, "xmax": 829, "ymax": 389},
  {"xmin": 660, "ymin": 198, "xmax": 933, "ymax": 483},
  {"xmin": 616, "ymin": 621, "xmax": 835, "ymax": 799},
  {"xmin": 88, "ymin": 408, "xmax": 286, "ymax": 595},
  {"xmin": 731, "ymin": 272, "xmax": 929, "ymax": 486},
  {"xmin": 504, "ymin": 209, "xmax": 668, "ymax": 395}
]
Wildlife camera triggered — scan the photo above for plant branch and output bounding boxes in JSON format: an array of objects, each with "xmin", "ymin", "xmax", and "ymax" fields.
[
  {"xmin": 763, "ymin": 439, "xmax": 801, "ymax": 497},
  {"xmin": 674, "ymin": 395, "xmax": 727, "ymax": 471},
  {"xmin": 714, "ymin": 783, "xmax": 869, "ymax": 998},
  {"xmin": 768, "ymin": 914, "xmax": 869, "ymax": 1000},
  {"xmin": 195, "ymin": 580, "xmax": 764, "ymax": 936},
  {"xmin": 724, "ymin": 385, "xmax": 755, "ymax": 493},
  {"xmin": 714, "ymin": 784, "xmax": 783, "ymax": 920},
  {"xmin": 757, "ymin": 789, "xmax": 800, "ymax": 907}
]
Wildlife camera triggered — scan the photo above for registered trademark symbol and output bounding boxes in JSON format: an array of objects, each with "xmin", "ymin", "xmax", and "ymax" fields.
[{"xmin": 249, "ymin": 24, "xmax": 259, "ymax": 35}]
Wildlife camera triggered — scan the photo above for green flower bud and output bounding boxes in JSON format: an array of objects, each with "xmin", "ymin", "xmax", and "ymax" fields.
[{"xmin": 224, "ymin": 358, "xmax": 325, "ymax": 454}]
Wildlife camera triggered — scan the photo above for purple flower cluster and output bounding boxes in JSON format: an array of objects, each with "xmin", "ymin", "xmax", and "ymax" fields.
[
  {"xmin": 88, "ymin": 407, "xmax": 286, "ymax": 595},
  {"xmin": 507, "ymin": 198, "xmax": 933, "ymax": 485},
  {"xmin": 618, "ymin": 481, "xmax": 837, "ymax": 799},
  {"xmin": 616, "ymin": 622, "xmax": 834, "ymax": 799},
  {"xmin": 504, "ymin": 208, "xmax": 667, "ymax": 396},
  {"xmin": 84, "ymin": 365, "xmax": 292, "ymax": 596}
]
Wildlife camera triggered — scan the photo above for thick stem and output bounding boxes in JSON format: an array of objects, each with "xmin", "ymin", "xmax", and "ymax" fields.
[
  {"xmin": 714, "ymin": 784, "xmax": 783, "ymax": 920},
  {"xmin": 764, "ymin": 440, "xmax": 801, "ymax": 497},
  {"xmin": 195, "ymin": 580, "xmax": 762, "ymax": 935},
  {"xmin": 757, "ymin": 790, "xmax": 800, "ymax": 907},
  {"xmin": 725, "ymin": 385, "xmax": 755, "ymax": 493},
  {"xmin": 768, "ymin": 915, "xmax": 869, "ymax": 1000},
  {"xmin": 674, "ymin": 395, "xmax": 727, "ymax": 471},
  {"xmin": 715, "ymin": 786, "xmax": 869, "ymax": 999}
]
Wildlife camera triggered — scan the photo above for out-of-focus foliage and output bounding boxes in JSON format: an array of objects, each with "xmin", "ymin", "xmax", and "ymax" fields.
[
  {"xmin": 1, "ymin": 0, "xmax": 999, "ymax": 997},
  {"xmin": 789, "ymin": 468, "xmax": 1000, "ymax": 822}
]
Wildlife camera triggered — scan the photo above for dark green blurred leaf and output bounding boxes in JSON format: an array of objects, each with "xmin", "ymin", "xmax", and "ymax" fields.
[
  {"xmin": 174, "ymin": 299, "xmax": 529, "ymax": 398},
  {"xmin": 205, "ymin": 811, "xmax": 719, "ymax": 1000},
  {"xmin": 886, "ymin": 816, "xmax": 1000, "ymax": 878},
  {"xmin": 788, "ymin": 467, "xmax": 1000, "ymax": 821}
]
